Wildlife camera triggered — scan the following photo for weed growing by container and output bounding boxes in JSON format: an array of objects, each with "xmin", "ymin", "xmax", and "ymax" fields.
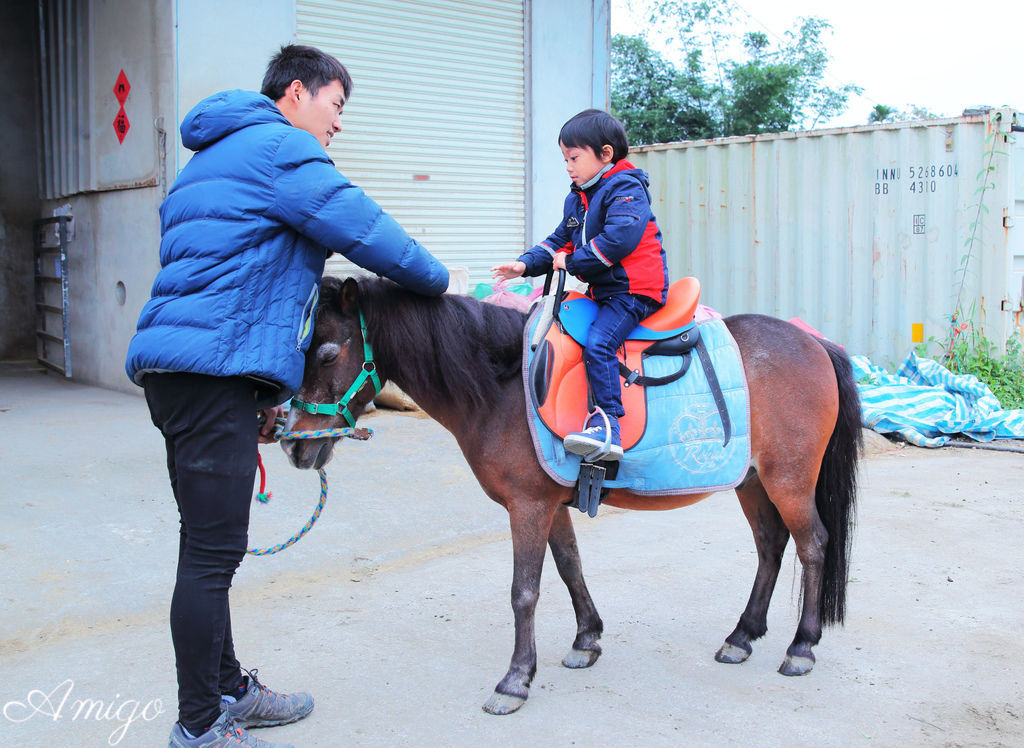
[
  {"xmin": 931, "ymin": 115, "xmax": 1024, "ymax": 409},
  {"xmin": 948, "ymin": 331, "xmax": 1024, "ymax": 410},
  {"xmin": 921, "ymin": 322, "xmax": 1024, "ymax": 410}
]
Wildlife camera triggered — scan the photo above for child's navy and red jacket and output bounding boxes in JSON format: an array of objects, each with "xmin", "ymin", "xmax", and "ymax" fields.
[{"xmin": 518, "ymin": 159, "xmax": 668, "ymax": 305}]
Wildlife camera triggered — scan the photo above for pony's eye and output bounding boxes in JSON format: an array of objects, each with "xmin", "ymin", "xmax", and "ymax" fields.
[{"xmin": 318, "ymin": 342, "xmax": 340, "ymax": 365}]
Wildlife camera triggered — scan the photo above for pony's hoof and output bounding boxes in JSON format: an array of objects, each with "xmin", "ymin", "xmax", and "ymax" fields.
[
  {"xmin": 482, "ymin": 690, "xmax": 527, "ymax": 715},
  {"xmin": 562, "ymin": 647, "xmax": 601, "ymax": 669},
  {"xmin": 715, "ymin": 643, "xmax": 751, "ymax": 664},
  {"xmin": 778, "ymin": 654, "xmax": 815, "ymax": 676}
]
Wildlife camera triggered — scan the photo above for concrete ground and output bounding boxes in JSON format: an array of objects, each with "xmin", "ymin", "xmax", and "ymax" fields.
[{"xmin": 1, "ymin": 363, "xmax": 1022, "ymax": 747}]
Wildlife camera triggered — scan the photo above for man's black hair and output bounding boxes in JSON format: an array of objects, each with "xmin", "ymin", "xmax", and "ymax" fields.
[
  {"xmin": 558, "ymin": 109, "xmax": 629, "ymax": 162},
  {"xmin": 261, "ymin": 44, "xmax": 353, "ymax": 101}
]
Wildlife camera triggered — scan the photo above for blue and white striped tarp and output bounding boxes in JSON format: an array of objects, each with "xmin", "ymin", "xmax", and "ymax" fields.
[{"xmin": 851, "ymin": 352, "xmax": 1024, "ymax": 448}]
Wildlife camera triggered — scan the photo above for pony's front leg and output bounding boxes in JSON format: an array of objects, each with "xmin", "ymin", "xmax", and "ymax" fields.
[
  {"xmin": 547, "ymin": 504, "xmax": 603, "ymax": 668},
  {"xmin": 482, "ymin": 500, "xmax": 556, "ymax": 715}
]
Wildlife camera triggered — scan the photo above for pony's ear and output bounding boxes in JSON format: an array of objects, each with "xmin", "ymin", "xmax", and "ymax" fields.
[{"xmin": 340, "ymin": 277, "xmax": 359, "ymax": 314}]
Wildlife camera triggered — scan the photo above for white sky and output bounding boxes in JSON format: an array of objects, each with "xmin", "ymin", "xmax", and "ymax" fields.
[{"xmin": 612, "ymin": 0, "xmax": 1021, "ymax": 128}]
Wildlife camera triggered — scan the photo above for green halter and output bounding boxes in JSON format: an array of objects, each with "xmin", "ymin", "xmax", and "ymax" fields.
[{"xmin": 290, "ymin": 308, "xmax": 382, "ymax": 428}]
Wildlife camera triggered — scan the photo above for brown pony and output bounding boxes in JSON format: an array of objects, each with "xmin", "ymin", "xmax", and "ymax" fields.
[{"xmin": 282, "ymin": 276, "xmax": 862, "ymax": 715}]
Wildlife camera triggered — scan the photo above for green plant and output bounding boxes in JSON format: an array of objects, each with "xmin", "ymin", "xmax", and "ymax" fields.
[
  {"xmin": 944, "ymin": 324, "xmax": 1024, "ymax": 410},
  {"xmin": 914, "ymin": 334, "xmax": 941, "ymax": 359},
  {"xmin": 936, "ymin": 114, "xmax": 1024, "ymax": 409}
]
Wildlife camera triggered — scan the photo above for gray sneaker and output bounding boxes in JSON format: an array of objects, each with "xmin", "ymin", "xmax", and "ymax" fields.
[
  {"xmin": 222, "ymin": 669, "xmax": 314, "ymax": 729},
  {"xmin": 168, "ymin": 711, "xmax": 293, "ymax": 747}
]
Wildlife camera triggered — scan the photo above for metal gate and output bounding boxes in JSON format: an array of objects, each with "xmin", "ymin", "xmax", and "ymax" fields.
[
  {"xmin": 296, "ymin": 0, "xmax": 526, "ymax": 286},
  {"xmin": 33, "ymin": 216, "xmax": 72, "ymax": 376}
]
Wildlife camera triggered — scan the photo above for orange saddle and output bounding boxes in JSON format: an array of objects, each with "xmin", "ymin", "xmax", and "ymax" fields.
[{"xmin": 528, "ymin": 277, "xmax": 702, "ymax": 451}]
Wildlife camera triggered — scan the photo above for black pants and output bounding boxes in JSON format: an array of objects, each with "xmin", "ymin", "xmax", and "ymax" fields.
[{"xmin": 144, "ymin": 373, "xmax": 257, "ymax": 732}]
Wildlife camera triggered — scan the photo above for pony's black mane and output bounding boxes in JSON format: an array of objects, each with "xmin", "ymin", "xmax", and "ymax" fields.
[{"xmin": 319, "ymin": 276, "xmax": 527, "ymax": 410}]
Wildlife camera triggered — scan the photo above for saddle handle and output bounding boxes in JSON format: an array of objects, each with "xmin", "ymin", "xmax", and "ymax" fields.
[
  {"xmin": 531, "ymin": 269, "xmax": 567, "ymax": 351},
  {"xmin": 542, "ymin": 269, "xmax": 568, "ymax": 324}
]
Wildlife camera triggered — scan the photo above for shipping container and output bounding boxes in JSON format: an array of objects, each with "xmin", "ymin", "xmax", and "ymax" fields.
[{"xmin": 630, "ymin": 108, "xmax": 1024, "ymax": 367}]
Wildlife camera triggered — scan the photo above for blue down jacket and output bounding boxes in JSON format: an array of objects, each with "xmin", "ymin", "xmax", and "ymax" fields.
[{"xmin": 125, "ymin": 90, "xmax": 449, "ymax": 406}]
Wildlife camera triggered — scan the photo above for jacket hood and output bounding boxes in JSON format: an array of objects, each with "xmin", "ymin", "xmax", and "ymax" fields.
[
  {"xmin": 604, "ymin": 158, "xmax": 648, "ymax": 185},
  {"xmin": 180, "ymin": 90, "xmax": 290, "ymax": 151}
]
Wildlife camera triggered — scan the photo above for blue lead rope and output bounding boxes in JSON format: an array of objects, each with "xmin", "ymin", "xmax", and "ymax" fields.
[{"xmin": 246, "ymin": 418, "xmax": 373, "ymax": 556}]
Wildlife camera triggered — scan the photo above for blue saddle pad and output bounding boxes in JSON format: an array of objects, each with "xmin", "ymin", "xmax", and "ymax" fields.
[{"xmin": 523, "ymin": 311, "xmax": 751, "ymax": 496}]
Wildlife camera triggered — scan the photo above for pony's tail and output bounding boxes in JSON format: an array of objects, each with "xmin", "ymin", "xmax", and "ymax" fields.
[{"xmin": 815, "ymin": 339, "xmax": 862, "ymax": 627}]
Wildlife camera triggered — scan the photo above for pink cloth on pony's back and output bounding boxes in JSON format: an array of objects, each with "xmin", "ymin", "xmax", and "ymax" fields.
[
  {"xmin": 787, "ymin": 317, "xmax": 827, "ymax": 340},
  {"xmin": 482, "ymin": 280, "xmax": 538, "ymax": 313},
  {"xmin": 694, "ymin": 304, "xmax": 722, "ymax": 322}
]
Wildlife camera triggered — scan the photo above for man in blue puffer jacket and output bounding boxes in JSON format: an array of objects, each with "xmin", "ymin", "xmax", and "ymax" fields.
[{"xmin": 126, "ymin": 45, "xmax": 448, "ymax": 748}]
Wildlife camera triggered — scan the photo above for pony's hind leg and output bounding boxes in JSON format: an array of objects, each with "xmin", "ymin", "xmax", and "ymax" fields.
[
  {"xmin": 753, "ymin": 468, "xmax": 830, "ymax": 676},
  {"xmin": 547, "ymin": 504, "xmax": 603, "ymax": 668},
  {"xmin": 775, "ymin": 502, "xmax": 829, "ymax": 676},
  {"xmin": 716, "ymin": 475, "xmax": 790, "ymax": 665},
  {"xmin": 482, "ymin": 499, "xmax": 556, "ymax": 716}
]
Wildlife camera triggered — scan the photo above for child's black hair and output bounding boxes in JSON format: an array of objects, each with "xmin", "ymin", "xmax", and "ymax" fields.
[{"xmin": 558, "ymin": 109, "xmax": 629, "ymax": 162}]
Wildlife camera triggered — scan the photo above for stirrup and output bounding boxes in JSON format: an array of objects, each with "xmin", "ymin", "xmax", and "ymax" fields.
[{"xmin": 573, "ymin": 462, "xmax": 606, "ymax": 517}]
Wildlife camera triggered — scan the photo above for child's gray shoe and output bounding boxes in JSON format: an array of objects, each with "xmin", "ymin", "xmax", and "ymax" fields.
[{"xmin": 563, "ymin": 413, "xmax": 623, "ymax": 461}]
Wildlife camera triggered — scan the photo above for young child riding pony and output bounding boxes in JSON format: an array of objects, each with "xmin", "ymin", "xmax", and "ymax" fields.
[{"xmin": 493, "ymin": 109, "xmax": 668, "ymax": 460}]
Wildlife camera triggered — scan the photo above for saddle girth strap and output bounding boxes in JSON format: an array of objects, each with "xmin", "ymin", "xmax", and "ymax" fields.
[
  {"xmin": 619, "ymin": 355, "xmax": 692, "ymax": 388},
  {"xmin": 618, "ymin": 326, "xmax": 700, "ymax": 388},
  {"xmin": 695, "ymin": 336, "xmax": 732, "ymax": 447}
]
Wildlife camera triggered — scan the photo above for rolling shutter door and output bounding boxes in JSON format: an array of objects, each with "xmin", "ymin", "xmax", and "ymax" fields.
[{"xmin": 296, "ymin": 0, "xmax": 526, "ymax": 287}]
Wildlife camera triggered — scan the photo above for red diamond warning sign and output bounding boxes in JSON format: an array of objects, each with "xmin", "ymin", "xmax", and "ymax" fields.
[
  {"xmin": 113, "ymin": 70, "xmax": 130, "ymax": 105},
  {"xmin": 113, "ymin": 108, "xmax": 130, "ymax": 144}
]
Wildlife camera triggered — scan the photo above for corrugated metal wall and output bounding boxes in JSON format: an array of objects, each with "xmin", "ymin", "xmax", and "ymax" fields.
[
  {"xmin": 37, "ymin": 0, "xmax": 88, "ymax": 198},
  {"xmin": 631, "ymin": 110, "xmax": 1024, "ymax": 366},
  {"xmin": 296, "ymin": 0, "xmax": 525, "ymax": 284}
]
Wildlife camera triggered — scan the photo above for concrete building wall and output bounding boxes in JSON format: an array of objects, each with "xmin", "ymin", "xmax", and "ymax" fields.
[
  {"xmin": 49, "ymin": 0, "xmax": 296, "ymax": 395},
  {"xmin": 0, "ymin": 3, "xmax": 42, "ymax": 361},
  {"xmin": 37, "ymin": 0, "xmax": 175, "ymax": 392},
  {"xmin": 528, "ymin": 0, "xmax": 610, "ymax": 244},
  {"xmin": 12, "ymin": 0, "xmax": 610, "ymax": 392},
  {"xmin": 173, "ymin": 0, "xmax": 296, "ymax": 175}
]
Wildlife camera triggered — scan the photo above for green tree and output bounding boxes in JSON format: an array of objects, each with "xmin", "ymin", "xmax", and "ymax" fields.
[
  {"xmin": 868, "ymin": 104, "xmax": 899, "ymax": 123},
  {"xmin": 611, "ymin": 0, "xmax": 861, "ymax": 144},
  {"xmin": 868, "ymin": 104, "xmax": 940, "ymax": 124},
  {"xmin": 725, "ymin": 32, "xmax": 801, "ymax": 135},
  {"xmin": 611, "ymin": 34, "xmax": 715, "ymax": 143}
]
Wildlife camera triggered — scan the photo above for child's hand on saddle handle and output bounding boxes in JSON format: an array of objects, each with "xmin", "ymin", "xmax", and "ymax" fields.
[{"xmin": 491, "ymin": 260, "xmax": 526, "ymax": 281}]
